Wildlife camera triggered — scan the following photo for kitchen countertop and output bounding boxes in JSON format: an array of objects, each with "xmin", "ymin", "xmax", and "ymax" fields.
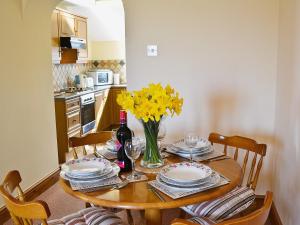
[{"xmin": 54, "ymin": 84, "xmax": 127, "ymax": 101}]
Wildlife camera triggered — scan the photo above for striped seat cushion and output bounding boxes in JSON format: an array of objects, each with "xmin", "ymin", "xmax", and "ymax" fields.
[
  {"xmin": 48, "ymin": 207, "xmax": 124, "ymax": 225},
  {"xmin": 188, "ymin": 217, "xmax": 216, "ymax": 225},
  {"xmin": 182, "ymin": 186, "xmax": 255, "ymax": 221}
]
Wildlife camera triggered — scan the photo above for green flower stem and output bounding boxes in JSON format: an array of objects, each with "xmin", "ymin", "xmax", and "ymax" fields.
[{"xmin": 142, "ymin": 120, "xmax": 162, "ymax": 164}]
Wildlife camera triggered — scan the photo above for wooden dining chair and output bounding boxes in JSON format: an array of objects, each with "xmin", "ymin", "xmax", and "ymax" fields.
[
  {"xmin": 208, "ymin": 132, "xmax": 267, "ymax": 191},
  {"xmin": 181, "ymin": 133, "xmax": 267, "ymax": 221},
  {"xmin": 0, "ymin": 170, "xmax": 123, "ymax": 225},
  {"xmin": 172, "ymin": 191, "xmax": 272, "ymax": 225},
  {"xmin": 69, "ymin": 131, "xmax": 134, "ymax": 224},
  {"xmin": 69, "ymin": 131, "xmax": 112, "ymax": 159}
]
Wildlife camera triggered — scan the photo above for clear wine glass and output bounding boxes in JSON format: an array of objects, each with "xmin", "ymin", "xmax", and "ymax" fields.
[
  {"xmin": 112, "ymin": 128, "xmax": 118, "ymax": 141},
  {"xmin": 124, "ymin": 138, "xmax": 142, "ymax": 181},
  {"xmin": 184, "ymin": 133, "xmax": 199, "ymax": 162}
]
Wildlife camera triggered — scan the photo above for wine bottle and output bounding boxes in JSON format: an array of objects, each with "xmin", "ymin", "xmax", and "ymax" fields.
[{"xmin": 116, "ymin": 110, "xmax": 132, "ymax": 172}]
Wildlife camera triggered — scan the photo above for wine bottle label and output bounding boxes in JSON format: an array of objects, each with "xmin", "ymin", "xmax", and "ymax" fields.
[
  {"xmin": 118, "ymin": 161, "xmax": 125, "ymax": 168},
  {"xmin": 115, "ymin": 140, "xmax": 122, "ymax": 151}
]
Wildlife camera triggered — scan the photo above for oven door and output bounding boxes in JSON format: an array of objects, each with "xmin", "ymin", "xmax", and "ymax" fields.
[{"xmin": 81, "ymin": 102, "xmax": 95, "ymax": 134}]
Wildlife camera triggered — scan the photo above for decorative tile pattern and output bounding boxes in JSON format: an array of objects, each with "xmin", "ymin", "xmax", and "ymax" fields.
[{"xmin": 52, "ymin": 60, "xmax": 126, "ymax": 91}]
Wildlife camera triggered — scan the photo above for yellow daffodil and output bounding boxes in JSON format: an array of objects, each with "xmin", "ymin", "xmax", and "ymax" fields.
[{"xmin": 117, "ymin": 83, "xmax": 183, "ymax": 123}]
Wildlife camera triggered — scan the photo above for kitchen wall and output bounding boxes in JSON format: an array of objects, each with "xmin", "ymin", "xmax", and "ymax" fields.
[
  {"xmin": 0, "ymin": 0, "xmax": 61, "ymax": 207},
  {"xmin": 272, "ymin": 0, "xmax": 300, "ymax": 224},
  {"xmin": 52, "ymin": 60, "xmax": 126, "ymax": 91},
  {"xmin": 90, "ymin": 41, "xmax": 126, "ymax": 60},
  {"xmin": 123, "ymin": 0, "xmax": 279, "ymax": 194}
]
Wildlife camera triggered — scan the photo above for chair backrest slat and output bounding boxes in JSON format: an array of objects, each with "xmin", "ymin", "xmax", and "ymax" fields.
[
  {"xmin": 241, "ymin": 150, "xmax": 249, "ymax": 181},
  {"xmin": 69, "ymin": 131, "xmax": 112, "ymax": 159},
  {"xmin": 0, "ymin": 171, "xmax": 50, "ymax": 225},
  {"xmin": 224, "ymin": 145, "xmax": 228, "ymax": 155},
  {"xmin": 247, "ymin": 153, "xmax": 257, "ymax": 188},
  {"xmin": 208, "ymin": 132, "xmax": 267, "ymax": 190},
  {"xmin": 252, "ymin": 156, "xmax": 264, "ymax": 191},
  {"xmin": 234, "ymin": 147, "xmax": 239, "ymax": 160}
]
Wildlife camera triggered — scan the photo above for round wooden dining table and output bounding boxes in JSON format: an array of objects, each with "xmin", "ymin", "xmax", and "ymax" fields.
[{"xmin": 60, "ymin": 155, "xmax": 242, "ymax": 225}]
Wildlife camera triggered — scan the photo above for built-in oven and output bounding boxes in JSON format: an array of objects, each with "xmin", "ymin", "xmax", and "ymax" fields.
[{"xmin": 80, "ymin": 93, "xmax": 95, "ymax": 134}]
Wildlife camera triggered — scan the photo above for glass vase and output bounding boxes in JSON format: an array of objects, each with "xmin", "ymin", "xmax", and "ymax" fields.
[{"xmin": 140, "ymin": 120, "xmax": 164, "ymax": 168}]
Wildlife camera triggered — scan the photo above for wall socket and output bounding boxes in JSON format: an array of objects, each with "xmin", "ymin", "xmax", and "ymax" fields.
[{"xmin": 147, "ymin": 45, "xmax": 158, "ymax": 56}]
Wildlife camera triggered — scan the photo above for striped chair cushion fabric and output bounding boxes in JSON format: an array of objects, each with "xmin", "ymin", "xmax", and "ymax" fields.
[
  {"xmin": 48, "ymin": 207, "xmax": 124, "ymax": 225},
  {"xmin": 188, "ymin": 217, "xmax": 216, "ymax": 225},
  {"xmin": 182, "ymin": 186, "xmax": 255, "ymax": 221}
]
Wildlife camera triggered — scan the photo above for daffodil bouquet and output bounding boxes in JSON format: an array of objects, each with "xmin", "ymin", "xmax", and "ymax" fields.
[{"xmin": 117, "ymin": 83, "xmax": 183, "ymax": 168}]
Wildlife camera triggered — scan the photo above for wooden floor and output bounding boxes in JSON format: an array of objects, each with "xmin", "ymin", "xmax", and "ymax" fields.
[{"xmin": 3, "ymin": 181, "xmax": 273, "ymax": 225}]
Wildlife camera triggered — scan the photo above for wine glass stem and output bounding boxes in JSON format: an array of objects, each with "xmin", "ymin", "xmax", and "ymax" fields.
[
  {"xmin": 190, "ymin": 148, "xmax": 193, "ymax": 162},
  {"xmin": 131, "ymin": 160, "xmax": 135, "ymax": 178}
]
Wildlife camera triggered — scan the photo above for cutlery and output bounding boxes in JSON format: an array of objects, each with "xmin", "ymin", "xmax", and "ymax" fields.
[
  {"xmin": 207, "ymin": 156, "xmax": 231, "ymax": 162},
  {"xmin": 81, "ymin": 180, "xmax": 129, "ymax": 193},
  {"xmin": 147, "ymin": 184, "xmax": 166, "ymax": 202},
  {"xmin": 111, "ymin": 179, "xmax": 129, "ymax": 190}
]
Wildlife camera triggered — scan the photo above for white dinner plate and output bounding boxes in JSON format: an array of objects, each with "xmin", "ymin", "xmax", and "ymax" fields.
[
  {"xmin": 65, "ymin": 166, "xmax": 113, "ymax": 179},
  {"xmin": 167, "ymin": 145, "xmax": 214, "ymax": 157},
  {"xmin": 157, "ymin": 171, "xmax": 220, "ymax": 189},
  {"xmin": 61, "ymin": 163, "xmax": 120, "ymax": 184},
  {"xmin": 169, "ymin": 145, "xmax": 213, "ymax": 154},
  {"xmin": 61, "ymin": 158, "xmax": 112, "ymax": 176},
  {"xmin": 160, "ymin": 162, "xmax": 213, "ymax": 184},
  {"xmin": 173, "ymin": 138, "xmax": 210, "ymax": 150}
]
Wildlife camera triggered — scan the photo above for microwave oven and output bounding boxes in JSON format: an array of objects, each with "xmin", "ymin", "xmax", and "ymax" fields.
[{"xmin": 87, "ymin": 69, "xmax": 113, "ymax": 86}]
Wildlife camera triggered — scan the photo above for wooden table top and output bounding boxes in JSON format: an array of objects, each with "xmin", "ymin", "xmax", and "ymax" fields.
[{"xmin": 60, "ymin": 156, "xmax": 242, "ymax": 210}]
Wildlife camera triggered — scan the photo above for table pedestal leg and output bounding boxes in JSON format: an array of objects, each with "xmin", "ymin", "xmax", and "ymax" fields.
[{"xmin": 145, "ymin": 209, "xmax": 162, "ymax": 225}]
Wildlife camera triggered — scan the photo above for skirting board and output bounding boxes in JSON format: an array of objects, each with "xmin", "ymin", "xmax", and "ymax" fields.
[{"xmin": 0, "ymin": 168, "xmax": 60, "ymax": 224}]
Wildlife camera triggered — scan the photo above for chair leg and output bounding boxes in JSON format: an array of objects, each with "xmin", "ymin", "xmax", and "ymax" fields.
[
  {"xmin": 126, "ymin": 209, "xmax": 134, "ymax": 225},
  {"xmin": 85, "ymin": 202, "xmax": 92, "ymax": 208},
  {"xmin": 179, "ymin": 209, "xmax": 187, "ymax": 219}
]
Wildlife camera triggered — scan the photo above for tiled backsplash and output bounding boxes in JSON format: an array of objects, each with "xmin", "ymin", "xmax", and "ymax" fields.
[{"xmin": 52, "ymin": 60, "xmax": 126, "ymax": 91}]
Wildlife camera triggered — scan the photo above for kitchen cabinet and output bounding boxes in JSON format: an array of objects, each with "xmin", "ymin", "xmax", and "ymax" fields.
[
  {"xmin": 60, "ymin": 11, "xmax": 76, "ymax": 37},
  {"xmin": 51, "ymin": 9, "xmax": 88, "ymax": 64},
  {"xmin": 51, "ymin": 9, "xmax": 61, "ymax": 63},
  {"xmin": 95, "ymin": 89, "xmax": 110, "ymax": 131},
  {"xmin": 55, "ymin": 97, "xmax": 81, "ymax": 163},
  {"xmin": 110, "ymin": 87, "xmax": 126, "ymax": 126},
  {"xmin": 75, "ymin": 16, "xmax": 88, "ymax": 62}
]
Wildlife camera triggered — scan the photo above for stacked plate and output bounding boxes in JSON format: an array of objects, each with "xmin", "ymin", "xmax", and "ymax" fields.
[
  {"xmin": 105, "ymin": 136, "xmax": 146, "ymax": 153},
  {"xmin": 61, "ymin": 158, "xmax": 121, "ymax": 191},
  {"xmin": 167, "ymin": 138, "xmax": 213, "ymax": 158},
  {"xmin": 156, "ymin": 162, "xmax": 220, "ymax": 189},
  {"xmin": 105, "ymin": 139, "xmax": 119, "ymax": 153}
]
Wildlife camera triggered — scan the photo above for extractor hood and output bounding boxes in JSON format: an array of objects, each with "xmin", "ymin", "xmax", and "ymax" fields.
[{"xmin": 60, "ymin": 37, "xmax": 87, "ymax": 49}]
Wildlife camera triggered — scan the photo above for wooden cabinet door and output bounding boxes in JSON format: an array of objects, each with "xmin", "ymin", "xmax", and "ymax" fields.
[
  {"xmin": 60, "ymin": 12, "xmax": 76, "ymax": 37},
  {"xmin": 51, "ymin": 10, "xmax": 61, "ymax": 63},
  {"xmin": 95, "ymin": 91, "xmax": 104, "ymax": 127},
  {"xmin": 76, "ymin": 17, "xmax": 88, "ymax": 59},
  {"xmin": 111, "ymin": 88, "xmax": 126, "ymax": 125}
]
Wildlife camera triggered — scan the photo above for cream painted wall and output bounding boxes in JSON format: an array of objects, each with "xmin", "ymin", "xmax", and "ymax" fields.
[
  {"xmin": 272, "ymin": 0, "xmax": 300, "ymax": 224},
  {"xmin": 0, "ymin": 0, "xmax": 60, "ymax": 207},
  {"xmin": 123, "ymin": 0, "xmax": 279, "ymax": 194},
  {"xmin": 91, "ymin": 41, "xmax": 125, "ymax": 60}
]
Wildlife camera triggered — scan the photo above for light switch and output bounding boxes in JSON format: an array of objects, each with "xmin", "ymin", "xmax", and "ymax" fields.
[{"xmin": 147, "ymin": 45, "xmax": 158, "ymax": 56}]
